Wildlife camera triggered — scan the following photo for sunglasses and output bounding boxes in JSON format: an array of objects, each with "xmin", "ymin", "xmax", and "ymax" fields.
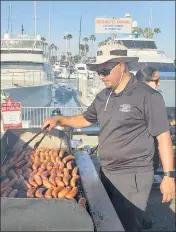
[
  {"xmin": 150, "ymin": 79, "xmax": 160, "ymax": 85},
  {"xmin": 96, "ymin": 63, "xmax": 119, "ymax": 76}
]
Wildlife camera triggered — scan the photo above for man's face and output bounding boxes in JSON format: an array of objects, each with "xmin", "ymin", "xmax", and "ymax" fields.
[
  {"xmin": 96, "ymin": 62, "xmax": 126, "ymax": 88},
  {"xmin": 147, "ymin": 71, "xmax": 160, "ymax": 90}
]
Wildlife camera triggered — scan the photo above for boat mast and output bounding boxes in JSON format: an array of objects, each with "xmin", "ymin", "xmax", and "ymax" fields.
[
  {"xmin": 148, "ymin": 8, "xmax": 152, "ymax": 39},
  {"xmin": 8, "ymin": 1, "xmax": 12, "ymax": 35},
  {"xmin": 48, "ymin": 3, "xmax": 51, "ymax": 45},
  {"xmin": 78, "ymin": 14, "xmax": 82, "ymax": 59},
  {"xmin": 34, "ymin": 1, "xmax": 36, "ymax": 36}
]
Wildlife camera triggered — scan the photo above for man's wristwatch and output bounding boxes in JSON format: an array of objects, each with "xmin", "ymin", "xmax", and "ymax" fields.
[{"xmin": 163, "ymin": 171, "xmax": 176, "ymax": 178}]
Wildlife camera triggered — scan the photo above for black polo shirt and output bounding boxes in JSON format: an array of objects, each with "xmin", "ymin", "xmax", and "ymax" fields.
[{"xmin": 83, "ymin": 75, "xmax": 169, "ymax": 174}]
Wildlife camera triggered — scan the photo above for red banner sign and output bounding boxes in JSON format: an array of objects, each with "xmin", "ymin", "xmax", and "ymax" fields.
[{"xmin": 1, "ymin": 99, "xmax": 22, "ymax": 132}]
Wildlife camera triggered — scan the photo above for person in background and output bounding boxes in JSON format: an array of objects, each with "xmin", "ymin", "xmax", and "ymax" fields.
[{"xmin": 42, "ymin": 47, "xmax": 175, "ymax": 232}]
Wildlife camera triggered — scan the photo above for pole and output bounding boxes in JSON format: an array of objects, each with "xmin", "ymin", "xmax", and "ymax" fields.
[
  {"xmin": 10, "ymin": 1, "xmax": 12, "ymax": 35},
  {"xmin": 48, "ymin": 3, "xmax": 51, "ymax": 45},
  {"xmin": 34, "ymin": 1, "xmax": 36, "ymax": 36},
  {"xmin": 78, "ymin": 14, "xmax": 82, "ymax": 59}
]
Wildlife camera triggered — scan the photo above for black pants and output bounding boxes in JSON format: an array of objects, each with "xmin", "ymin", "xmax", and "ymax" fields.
[{"xmin": 100, "ymin": 170, "xmax": 153, "ymax": 232}]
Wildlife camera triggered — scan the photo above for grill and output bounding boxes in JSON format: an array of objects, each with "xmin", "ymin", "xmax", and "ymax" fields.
[{"xmin": 1, "ymin": 128, "xmax": 124, "ymax": 231}]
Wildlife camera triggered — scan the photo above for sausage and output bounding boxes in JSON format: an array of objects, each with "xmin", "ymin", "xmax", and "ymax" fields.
[
  {"xmin": 23, "ymin": 168, "xmax": 32, "ymax": 177},
  {"xmin": 35, "ymin": 188, "xmax": 45, "ymax": 198},
  {"xmin": 42, "ymin": 178, "xmax": 52, "ymax": 189},
  {"xmin": 50, "ymin": 168, "xmax": 57, "ymax": 177},
  {"xmin": 70, "ymin": 175, "xmax": 80, "ymax": 187},
  {"xmin": 28, "ymin": 177, "xmax": 38, "ymax": 188},
  {"xmin": 8, "ymin": 170, "xmax": 18, "ymax": 179},
  {"xmin": 14, "ymin": 160, "xmax": 26, "ymax": 168},
  {"xmin": 55, "ymin": 156, "xmax": 61, "ymax": 163},
  {"xmin": 52, "ymin": 151, "xmax": 59, "ymax": 156},
  {"xmin": 1, "ymin": 163, "xmax": 13, "ymax": 175},
  {"xmin": 37, "ymin": 168, "xmax": 44, "ymax": 176},
  {"xmin": 41, "ymin": 170, "xmax": 50, "ymax": 179},
  {"xmin": 62, "ymin": 155, "xmax": 75, "ymax": 164},
  {"xmin": 14, "ymin": 168, "xmax": 23, "ymax": 176},
  {"xmin": 51, "ymin": 154, "xmax": 56, "ymax": 163},
  {"xmin": 33, "ymin": 175, "xmax": 43, "ymax": 186},
  {"xmin": 72, "ymin": 167, "xmax": 78, "ymax": 177},
  {"xmin": 45, "ymin": 189, "xmax": 53, "ymax": 199},
  {"xmin": 12, "ymin": 151, "xmax": 26, "ymax": 163},
  {"xmin": 53, "ymin": 162, "xmax": 60, "ymax": 169},
  {"xmin": 49, "ymin": 150, "xmax": 53, "ymax": 156},
  {"xmin": 58, "ymin": 186, "xmax": 71, "ymax": 198},
  {"xmin": 41, "ymin": 162, "xmax": 47, "ymax": 170},
  {"xmin": 78, "ymin": 197, "xmax": 87, "ymax": 209},
  {"xmin": 56, "ymin": 170, "xmax": 64, "ymax": 177},
  {"xmin": 34, "ymin": 155, "xmax": 41, "ymax": 163},
  {"xmin": 49, "ymin": 176, "xmax": 57, "ymax": 187},
  {"xmin": 46, "ymin": 162, "xmax": 53, "ymax": 171},
  {"xmin": 1, "ymin": 187, "xmax": 13, "ymax": 197},
  {"xmin": 66, "ymin": 161, "xmax": 73, "ymax": 170},
  {"xmin": 16, "ymin": 175, "xmax": 25, "ymax": 185},
  {"xmin": 21, "ymin": 161, "xmax": 32, "ymax": 172},
  {"xmin": 26, "ymin": 187, "xmax": 36, "ymax": 198},
  {"xmin": 52, "ymin": 186, "xmax": 64, "ymax": 198},
  {"xmin": 30, "ymin": 170, "xmax": 38, "ymax": 177},
  {"xmin": 58, "ymin": 161, "xmax": 64, "ymax": 170},
  {"xmin": 32, "ymin": 162, "xmax": 41, "ymax": 170},
  {"xmin": 40, "ymin": 153, "xmax": 46, "ymax": 163},
  {"xmin": 45, "ymin": 155, "xmax": 51, "ymax": 162},
  {"xmin": 65, "ymin": 187, "xmax": 78, "ymax": 199},
  {"xmin": 3, "ymin": 177, "xmax": 17, "ymax": 188},
  {"xmin": 59, "ymin": 149, "xmax": 65, "ymax": 158},
  {"xmin": 7, "ymin": 189, "xmax": 18, "ymax": 197},
  {"xmin": 63, "ymin": 168, "xmax": 70, "ymax": 177},
  {"xmin": 1, "ymin": 178, "xmax": 10, "ymax": 188},
  {"xmin": 63, "ymin": 176, "xmax": 70, "ymax": 186},
  {"xmin": 55, "ymin": 177, "xmax": 65, "ymax": 187}
]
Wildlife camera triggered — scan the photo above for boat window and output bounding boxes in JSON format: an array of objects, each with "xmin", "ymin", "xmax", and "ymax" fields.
[
  {"xmin": 77, "ymin": 67, "xmax": 85, "ymax": 70},
  {"xmin": 122, "ymin": 40, "xmax": 157, "ymax": 49},
  {"xmin": 1, "ymin": 40, "xmax": 45, "ymax": 50},
  {"xmin": 1, "ymin": 62, "xmax": 44, "ymax": 71}
]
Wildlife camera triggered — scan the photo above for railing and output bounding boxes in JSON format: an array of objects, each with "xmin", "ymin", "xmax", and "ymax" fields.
[
  {"xmin": 1, "ymin": 70, "xmax": 54, "ymax": 87},
  {"xmin": 21, "ymin": 106, "xmax": 87, "ymax": 128}
]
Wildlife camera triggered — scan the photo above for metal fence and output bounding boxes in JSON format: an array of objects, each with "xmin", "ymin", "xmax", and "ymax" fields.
[{"xmin": 21, "ymin": 106, "xmax": 87, "ymax": 128}]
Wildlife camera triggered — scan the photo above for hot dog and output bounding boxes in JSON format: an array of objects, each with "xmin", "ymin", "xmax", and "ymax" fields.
[
  {"xmin": 1, "ymin": 187, "xmax": 13, "ymax": 197},
  {"xmin": 30, "ymin": 169, "xmax": 38, "ymax": 177},
  {"xmin": 63, "ymin": 176, "xmax": 70, "ymax": 186},
  {"xmin": 62, "ymin": 155, "xmax": 75, "ymax": 164},
  {"xmin": 14, "ymin": 160, "xmax": 26, "ymax": 170},
  {"xmin": 70, "ymin": 175, "xmax": 80, "ymax": 187},
  {"xmin": 26, "ymin": 187, "xmax": 36, "ymax": 198},
  {"xmin": 55, "ymin": 156, "xmax": 61, "ymax": 163},
  {"xmin": 7, "ymin": 189, "xmax": 18, "ymax": 197},
  {"xmin": 63, "ymin": 168, "xmax": 70, "ymax": 177},
  {"xmin": 66, "ymin": 161, "xmax": 72, "ymax": 170},
  {"xmin": 1, "ymin": 163, "xmax": 13, "ymax": 175},
  {"xmin": 45, "ymin": 155, "xmax": 51, "ymax": 162},
  {"xmin": 21, "ymin": 180, "xmax": 31, "ymax": 190},
  {"xmin": 21, "ymin": 161, "xmax": 32, "ymax": 172},
  {"xmin": 41, "ymin": 162, "xmax": 47, "ymax": 170},
  {"xmin": 41, "ymin": 170, "xmax": 50, "ymax": 179},
  {"xmin": 35, "ymin": 188, "xmax": 45, "ymax": 198},
  {"xmin": 52, "ymin": 151, "xmax": 59, "ymax": 156},
  {"xmin": 16, "ymin": 175, "xmax": 25, "ymax": 185},
  {"xmin": 23, "ymin": 168, "xmax": 32, "ymax": 178},
  {"xmin": 52, "ymin": 186, "xmax": 64, "ymax": 198},
  {"xmin": 8, "ymin": 170, "xmax": 18, "ymax": 179},
  {"xmin": 46, "ymin": 162, "xmax": 53, "ymax": 171},
  {"xmin": 1, "ymin": 178, "xmax": 10, "ymax": 188},
  {"xmin": 49, "ymin": 176, "xmax": 57, "ymax": 187},
  {"xmin": 59, "ymin": 149, "xmax": 65, "ymax": 158},
  {"xmin": 65, "ymin": 187, "xmax": 78, "ymax": 199},
  {"xmin": 40, "ymin": 153, "xmax": 46, "ymax": 163},
  {"xmin": 42, "ymin": 178, "xmax": 52, "ymax": 189},
  {"xmin": 37, "ymin": 168, "xmax": 44, "ymax": 176},
  {"xmin": 3, "ymin": 177, "xmax": 17, "ymax": 188},
  {"xmin": 58, "ymin": 161, "xmax": 64, "ymax": 170},
  {"xmin": 51, "ymin": 154, "xmax": 56, "ymax": 163},
  {"xmin": 58, "ymin": 186, "xmax": 71, "ymax": 198},
  {"xmin": 55, "ymin": 176, "xmax": 65, "ymax": 187},
  {"xmin": 32, "ymin": 162, "xmax": 41, "ymax": 170},
  {"xmin": 50, "ymin": 168, "xmax": 57, "ymax": 177},
  {"xmin": 33, "ymin": 174, "xmax": 43, "ymax": 186},
  {"xmin": 14, "ymin": 168, "xmax": 23, "ymax": 176},
  {"xmin": 45, "ymin": 188, "xmax": 53, "ymax": 199},
  {"xmin": 56, "ymin": 170, "xmax": 64, "ymax": 177},
  {"xmin": 53, "ymin": 162, "xmax": 60, "ymax": 169},
  {"xmin": 34, "ymin": 155, "xmax": 40, "ymax": 163},
  {"xmin": 28, "ymin": 177, "xmax": 38, "ymax": 188},
  {"xmin": 72, "ymin": 167, "xmax": 78, "ymax": 177}
]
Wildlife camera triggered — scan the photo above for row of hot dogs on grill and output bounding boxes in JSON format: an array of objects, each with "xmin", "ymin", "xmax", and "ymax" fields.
[{"xmin": 1, "ymin": 147, "xmax": 86, "ymax": 206}]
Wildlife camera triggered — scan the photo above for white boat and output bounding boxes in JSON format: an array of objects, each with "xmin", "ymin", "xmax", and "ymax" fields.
[{"xmin": 1, "ymin": 33, "xmax": 54, "ymax": 106}]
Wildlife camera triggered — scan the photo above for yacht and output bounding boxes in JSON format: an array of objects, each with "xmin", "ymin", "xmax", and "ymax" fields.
[{"xmin": 1, "ymin": 32, "xmax": 54, "ymax": 106}]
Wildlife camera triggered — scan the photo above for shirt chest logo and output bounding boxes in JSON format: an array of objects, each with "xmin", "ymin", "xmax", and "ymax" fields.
[{"xmin": 119, "ymin": 104, "xmax": 131, "ymax": 112}]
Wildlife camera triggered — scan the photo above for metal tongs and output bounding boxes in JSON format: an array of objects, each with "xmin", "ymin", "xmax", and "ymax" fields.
[{"xmin": 21, "ymin": 124, "xmax": 50, "ymax": 151}]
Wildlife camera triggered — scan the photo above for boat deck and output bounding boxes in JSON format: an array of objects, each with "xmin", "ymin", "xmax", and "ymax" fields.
[{"xmin": 1, "ymin": 80, "xmax": 54, "ymax": 89}]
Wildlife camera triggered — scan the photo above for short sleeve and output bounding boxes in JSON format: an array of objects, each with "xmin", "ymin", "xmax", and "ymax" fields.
[
  {"xmin": 144, "ymin": 93, "xmax": 170, "ymax": 136},
  {"xmin": 82, "ymin": 98, "xmax": 97, "ymax": 124}
]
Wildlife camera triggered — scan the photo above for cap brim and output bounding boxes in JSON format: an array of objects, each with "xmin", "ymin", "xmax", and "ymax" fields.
[{"xmin": 87, "ymin": 56, "xmax": 139, "ymax": 71}]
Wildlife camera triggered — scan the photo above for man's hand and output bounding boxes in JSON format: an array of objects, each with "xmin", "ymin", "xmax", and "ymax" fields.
[
  {"xmin": 42, "ymin": 116, "xmax": 63, "ymax": 131},
  {"xmin": 160, "ymin": 176, "xmax": 175, "ymax": 203}
]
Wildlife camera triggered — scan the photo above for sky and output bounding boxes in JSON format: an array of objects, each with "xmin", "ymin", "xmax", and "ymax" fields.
[{"xmin": 1, "ymin": 1, "xmax": 175, "ymax": 58}]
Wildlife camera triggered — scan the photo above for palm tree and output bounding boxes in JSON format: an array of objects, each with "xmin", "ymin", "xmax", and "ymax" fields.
[
  {"xmin": 134, "ymin": 27, "xmax": 144, "ymax": 36},
  {"xmin": 79, "ymin": 44, "xmax": 85, "ymax": 57},
  {"xmin": 153, "ymin": 28, "xmax": 161, "ymax": 37},
  {"xmin": 83, "ymin": 37, "xmax": 89, "ymax": 59},
  {"xmin": 67, "ymin": 34, "xmax": 73, "ymax": 51},
  {"xmin": 89, "ymin": 34, "xmax": 96, "ymax": 57}
]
